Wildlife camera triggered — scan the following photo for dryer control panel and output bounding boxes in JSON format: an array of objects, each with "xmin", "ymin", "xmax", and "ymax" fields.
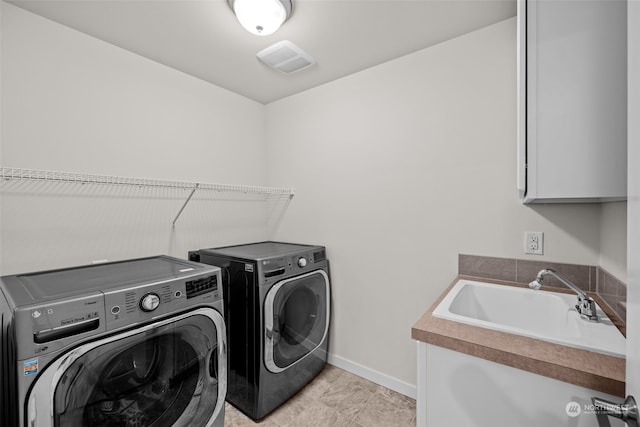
[{"xmin": 258, "ymin": 248, "xmax": 327, "ymax": 285}]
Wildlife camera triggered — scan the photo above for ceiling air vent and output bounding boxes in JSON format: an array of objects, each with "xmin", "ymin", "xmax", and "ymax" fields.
[{"xmin": 256, "ymin": 40, "xmax": 316, "ymax": 74}]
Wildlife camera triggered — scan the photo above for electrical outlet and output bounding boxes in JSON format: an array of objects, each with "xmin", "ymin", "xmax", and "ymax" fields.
[{"xmin": 524, "ymin": 231, "xmax": 544, "ymax": 255}]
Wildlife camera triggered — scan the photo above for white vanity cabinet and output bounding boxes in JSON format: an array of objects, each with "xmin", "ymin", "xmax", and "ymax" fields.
[
  {"xmin": 417, "ymin": 343, "xmax": 625, "ymax": 427},
  {"xmin": 517, "ymin": 0, "xmax": 627, "ymax": 203}
]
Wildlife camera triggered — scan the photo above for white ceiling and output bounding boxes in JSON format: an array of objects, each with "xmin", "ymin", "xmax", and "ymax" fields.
[{"xmin": 8, "ymin": 0, "xmax": 516, "ymax": 104}]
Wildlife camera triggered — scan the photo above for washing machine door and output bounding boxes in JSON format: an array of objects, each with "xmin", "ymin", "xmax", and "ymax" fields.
[
  {"xmin": 264, "ymin": 269, "xmax": 330, "ymax": 373},
  {"xmin": 26, "ymin": 307, "xmax": 226, "ymax": 427}
]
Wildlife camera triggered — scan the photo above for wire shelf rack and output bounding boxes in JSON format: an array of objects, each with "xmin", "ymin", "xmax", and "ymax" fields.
[
  {"xmin": 1, "ymin": 167, "xmax": 295, "ymax": 225},
  {"xmin": 0, "ymin": 167, "xmax": 294, "ymax": 195}
]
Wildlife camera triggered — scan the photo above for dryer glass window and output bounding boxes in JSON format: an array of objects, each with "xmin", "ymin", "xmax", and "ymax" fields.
[
  {"xmin": 52, "ymin": 314, "xmax": 221, "ymax": 427},
  {"xmin": 266, "ymin": 270, "xmax": 329, "ymax": 371}
]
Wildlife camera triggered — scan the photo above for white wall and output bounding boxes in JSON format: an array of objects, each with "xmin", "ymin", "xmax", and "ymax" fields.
[
  {"xmin": 626, "ymin": 0, "xmax": 639, "ymax": 398},
  {"xmin": 0, "ymin": 3, "xmax": 273, "ymax": 274},
  {"xmin": 600, "ymin": 202, "xmax": 627, "ymax": 281},
  {"xmin": 265, "ymin": 17, "xmax": 618, "ymax": 389}
]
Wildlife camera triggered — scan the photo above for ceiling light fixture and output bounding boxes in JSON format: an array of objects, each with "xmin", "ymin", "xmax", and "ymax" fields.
[{"xmin": 228, "ymin": 0, "xmax": 292, "ymax": 36}]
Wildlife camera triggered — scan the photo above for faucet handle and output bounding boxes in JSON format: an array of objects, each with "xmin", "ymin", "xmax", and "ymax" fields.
[
  {"xmin": 529, "ymin": 280, "xmax": 542, "ymax": 290},
  {"xmin": 576, "ymin": 297, "xmax": 599, "ymax": 322}
]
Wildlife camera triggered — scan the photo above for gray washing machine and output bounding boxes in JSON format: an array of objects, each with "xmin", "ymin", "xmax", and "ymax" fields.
[
  {"xmin": 0, "ymin": 255, "xmax": 226, "ymax": 427},
  {"xmin": 189, "ymin": 241, "xmax": 330, "ymax": 420}
]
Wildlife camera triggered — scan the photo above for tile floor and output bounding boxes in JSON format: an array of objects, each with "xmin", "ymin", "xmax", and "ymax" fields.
[{"xmin": 224, "ymin": 364, "xmax": 416, "ymax": 427}]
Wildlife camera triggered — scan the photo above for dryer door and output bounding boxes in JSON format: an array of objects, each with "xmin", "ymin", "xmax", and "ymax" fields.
[
  {"xmin": 264, "ymin": 269, "xmax": 330, "ymax": 373},
  {"xmin": 26, "ymin": 307, "xmax": 226, "ymax": 427}
]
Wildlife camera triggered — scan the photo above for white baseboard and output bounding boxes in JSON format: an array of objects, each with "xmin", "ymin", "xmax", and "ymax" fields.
[{"xmin": 327, "ymin": 353, "xmax": 417, "ymax": 399}]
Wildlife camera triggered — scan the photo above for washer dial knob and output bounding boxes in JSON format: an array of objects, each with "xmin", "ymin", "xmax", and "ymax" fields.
[
  {"xmin": 297, "ymin": 257, "xmax": 307, "ymax": 268},
  {"xmin": 140, "ymin": 293, "xmax": 160, "ymax": 312}
]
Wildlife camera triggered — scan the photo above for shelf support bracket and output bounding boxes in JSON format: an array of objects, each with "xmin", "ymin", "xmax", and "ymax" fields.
[{"xmin": 172, "ymin": 183, "xmax": 199, "ymax": 226}]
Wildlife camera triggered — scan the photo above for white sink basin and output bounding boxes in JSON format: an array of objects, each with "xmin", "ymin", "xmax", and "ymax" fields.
[{"xmin": 432, "ymin": 279, "xmax": 625, "ymax": 357}]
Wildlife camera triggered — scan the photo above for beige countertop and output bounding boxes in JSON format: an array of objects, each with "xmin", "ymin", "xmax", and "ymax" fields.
[{"xmin": 411, "ymin": 275, "xmax": 626, "ymax": 397}]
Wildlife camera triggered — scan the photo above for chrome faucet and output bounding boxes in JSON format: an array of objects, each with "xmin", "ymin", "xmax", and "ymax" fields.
[{"xmin": 529, "ymin": 268, "xmax": 599, "ymax": 322}]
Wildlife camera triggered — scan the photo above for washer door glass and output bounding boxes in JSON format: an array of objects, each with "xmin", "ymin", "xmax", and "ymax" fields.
[
  {"xmin": 36, "ymin": 309, "xmax": 226, "ymax": 427},
  {"xmin": 264, "ymin": 270, "xmax": 330, "ymax": 373}
]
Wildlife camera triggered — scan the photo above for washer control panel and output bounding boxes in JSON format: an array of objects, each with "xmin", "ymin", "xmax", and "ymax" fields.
[
  {"xmin": 103, "ymin": 268, "xmax": 221, "ymax": 331},
  {"xmin": 140, "ymin": 293, "xmax": 161, "ymax": 312},
  {"xmin": 3, "ymin": 256, "xmax": 222, "ymax": 360},
  {"xmin": 15, "ymin": 292, "xmax": 106, "ymax": 359}
]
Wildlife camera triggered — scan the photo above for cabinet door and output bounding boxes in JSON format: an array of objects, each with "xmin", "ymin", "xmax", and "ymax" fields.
[{"xmin": 518, "ymin": 0, "xmax": 627, "ymax": 203}]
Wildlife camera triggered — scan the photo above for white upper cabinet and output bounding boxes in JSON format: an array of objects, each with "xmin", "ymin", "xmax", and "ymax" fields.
[{"xmin": 517, "ymin": 0, "xmax": 627, "ymax": 203}]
